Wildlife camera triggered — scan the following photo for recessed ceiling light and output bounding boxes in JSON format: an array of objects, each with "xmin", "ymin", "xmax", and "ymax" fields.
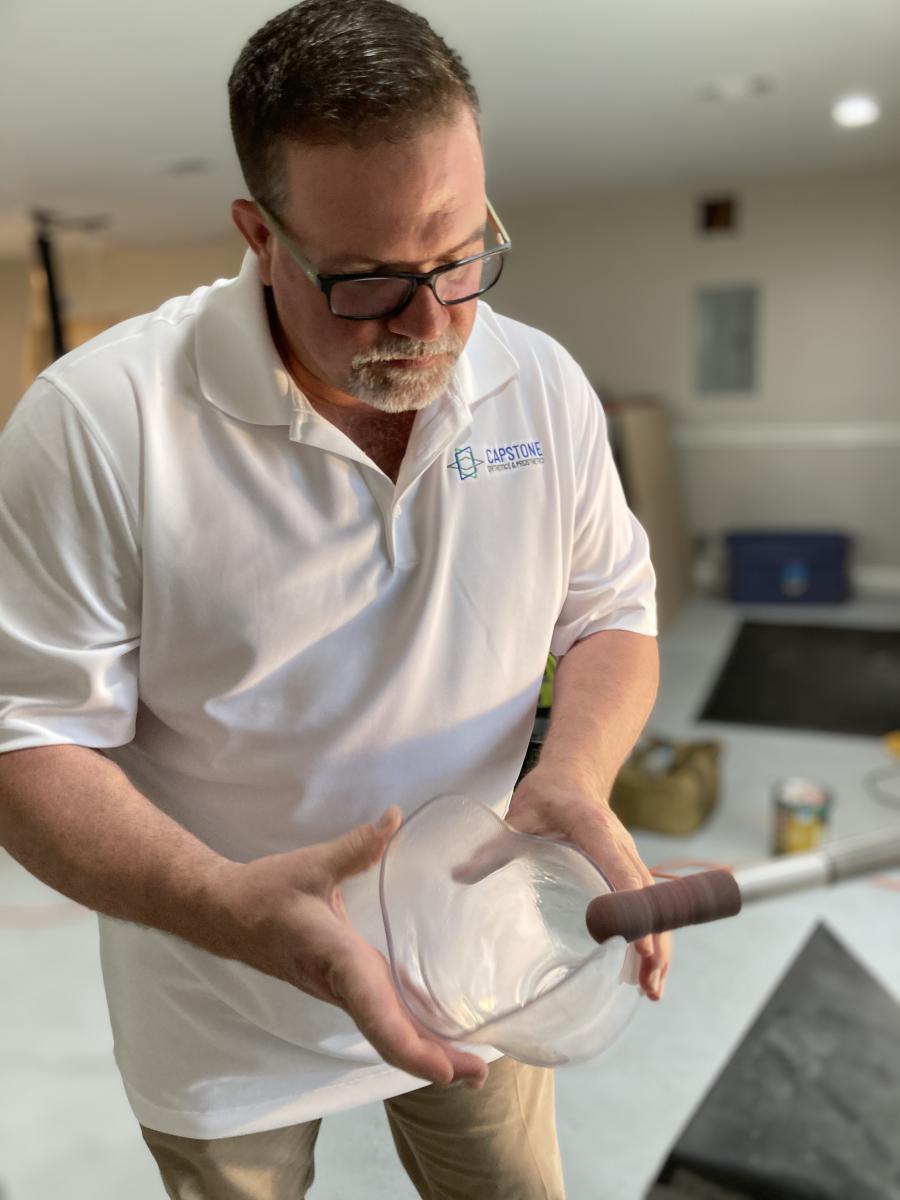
[
  {"xmin": 831, "ymin": 95, "xmax": 880, "ymax": 128},
  {"xmin": 698, "ymin": 73, "xmax": 776, "ymax": 103},
  {"xmin": 163, "ymin": 157, "xmax": 212, "ymax": 176}
]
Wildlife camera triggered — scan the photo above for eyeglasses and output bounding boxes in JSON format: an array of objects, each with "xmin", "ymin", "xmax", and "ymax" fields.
[{"xmin": 255, "ymin": 198, "xmax": 511, "ymax": 321}]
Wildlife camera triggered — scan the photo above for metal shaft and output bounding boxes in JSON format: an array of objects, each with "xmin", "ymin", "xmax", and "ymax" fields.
[
  {"xmin": 734, "ymin": 827, "xmax": 900, "ymax": 903},
  {"xmin": 586, "ymin": 827, "xmax": 900, "ymax": 945}
]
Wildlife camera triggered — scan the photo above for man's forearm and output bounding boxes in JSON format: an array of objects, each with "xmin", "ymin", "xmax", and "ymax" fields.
[
  {"xmin": 534, "ymin": 629, "xmax": 659, "ymax": 800},
  {"xmin": 0, "ymin": 744, "xmax": 236, "ymax": 953}
]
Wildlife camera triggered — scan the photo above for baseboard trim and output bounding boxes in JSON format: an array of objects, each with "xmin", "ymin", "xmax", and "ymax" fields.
[{"xmin": 853, "ymin": 565, "xmax": 900, "ymax": 597}]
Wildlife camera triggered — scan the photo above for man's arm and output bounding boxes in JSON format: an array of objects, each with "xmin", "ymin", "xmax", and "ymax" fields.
[
  {"xmin": 0, "ymin": 745, "xmax": 488, "ymax": 1088},
  {"xmin": 0, "ymin": 745, "xmax": 236, "ymax": 936},
  {"xmin": 505, "ymin": 629, "xmax": 671, "ymax": 999},
  {"xmin": 535, "ymin": 629, "xmax": 659, "ymax": 798}
]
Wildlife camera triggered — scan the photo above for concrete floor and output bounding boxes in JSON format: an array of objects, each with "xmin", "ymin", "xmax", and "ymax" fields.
[{"xmin": 2, "ymin": 594, "xmax": 900, "ymax": 1199}]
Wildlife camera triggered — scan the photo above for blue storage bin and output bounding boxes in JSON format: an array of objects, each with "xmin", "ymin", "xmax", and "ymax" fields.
[{"xmin": 725, "ymin": 531, "xmax": 851, "ymax": 604}]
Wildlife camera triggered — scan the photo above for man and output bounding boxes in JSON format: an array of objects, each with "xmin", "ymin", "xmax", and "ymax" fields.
[{"xmin": 0, "ymin": 2, "xmax": 669, "ymax": 1196}]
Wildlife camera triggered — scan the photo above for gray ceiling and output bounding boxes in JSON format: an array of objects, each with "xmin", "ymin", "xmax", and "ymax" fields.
[{"xmin": 2, "ymin": 0, "xmax": 898, "ymax": 258}]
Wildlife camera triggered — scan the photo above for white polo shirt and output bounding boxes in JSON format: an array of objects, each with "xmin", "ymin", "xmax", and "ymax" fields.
[{"xmin": 0, "ymin": 249, "xmax": 656, "ymax": 1137}]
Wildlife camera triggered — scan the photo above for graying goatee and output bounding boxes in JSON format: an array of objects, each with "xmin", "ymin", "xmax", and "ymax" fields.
[{"xmin": 347, "ymin": 332, "xmax": 465, "ymax": 414}]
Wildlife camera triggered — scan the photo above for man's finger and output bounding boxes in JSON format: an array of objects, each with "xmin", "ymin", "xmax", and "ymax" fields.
[
  {"xmin": 636, "ymin": 931, "xmax": 671, "ymax": 999},
  {"xmin": 333, "ymin": 945, "xmax": 488, "ymax": 1087},
  {"xmin": 321, "ymin": 806, "xmax": 403, "ymax": 884},
  {"xmin": 450, "ymin": 832, "xmax": 519, "ymax": 884}
]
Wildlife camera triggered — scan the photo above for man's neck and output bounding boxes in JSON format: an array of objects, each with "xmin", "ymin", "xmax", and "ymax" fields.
[
  {"xmin": 264, "ymin": 288, "xmax": 359, "ymax": 411},
  {"xmin": 310, "ymin": 395, "xmax": 416, "ymax": 484}
]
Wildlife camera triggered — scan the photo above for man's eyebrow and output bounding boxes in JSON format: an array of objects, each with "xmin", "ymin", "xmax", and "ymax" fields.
[{"xmin": 321, "ymin": 222, "xmax": 489, "ymax": 274}]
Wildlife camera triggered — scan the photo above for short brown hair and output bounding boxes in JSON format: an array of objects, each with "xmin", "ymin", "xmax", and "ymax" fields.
[{"xmin": 228, "ymin": 0, "xmax": 480, "ymax": 216}]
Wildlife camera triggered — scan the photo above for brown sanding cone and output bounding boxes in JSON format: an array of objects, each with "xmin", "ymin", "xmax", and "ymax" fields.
[{"xmin": 585, "ymin": 869, "xmax": 742, "ymax": 944}]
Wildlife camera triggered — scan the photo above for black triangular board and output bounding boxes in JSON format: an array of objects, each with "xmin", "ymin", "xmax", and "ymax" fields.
[{"xmin": 652, "ymin": 923, "xmax": 900, "ymax": 1200}]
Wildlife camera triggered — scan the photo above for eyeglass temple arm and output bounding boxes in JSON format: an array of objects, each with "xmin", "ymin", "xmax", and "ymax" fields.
[
  {"xmin": 253, "ymin": 200, "xmax": 322, "ymax": 287},
  {"xmin": 486, "ymin": 197, "xmax": 511, "ymax": 248}
]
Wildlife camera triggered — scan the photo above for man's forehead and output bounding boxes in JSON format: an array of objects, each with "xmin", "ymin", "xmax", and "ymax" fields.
[
  {"xmin": 316, "ymin": 207, "xmax": 487, "ymax": 271},
  {"xmin": 283, "ymin": 182, "xmax": 486, "ymax": 271},
  {"xmin": 278, "ymin": 113, "xmax": 485, "ymax": 258}
]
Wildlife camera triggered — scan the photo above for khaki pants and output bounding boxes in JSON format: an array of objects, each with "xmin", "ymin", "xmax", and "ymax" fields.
[{"xmin": 141, "ymin": 1056, "xmax": 565, "ymax": 1200}]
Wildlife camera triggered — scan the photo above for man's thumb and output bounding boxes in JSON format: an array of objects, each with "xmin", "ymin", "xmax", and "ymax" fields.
[{"xmin": 325, "ymin": 806, "xmax": 403, "ymax": 882}]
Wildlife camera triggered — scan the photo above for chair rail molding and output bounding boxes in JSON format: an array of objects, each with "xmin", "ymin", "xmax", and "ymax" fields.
[{"xmin": 673, "ymin": 422, "xmax": 900, "ymax": 450}]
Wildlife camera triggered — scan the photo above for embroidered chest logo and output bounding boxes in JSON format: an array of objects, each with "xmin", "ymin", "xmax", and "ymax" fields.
[
  {"xmin": 447, "ymin": 446, "xmax": 483, "ymax": 480},
  {"xmin": 447, "ymin": 440, "xmax": 546, "ymax": 480}
]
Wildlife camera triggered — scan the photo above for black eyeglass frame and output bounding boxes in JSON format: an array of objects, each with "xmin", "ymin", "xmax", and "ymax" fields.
[{"xmin": 255, "ymin": 198, "xmax": 511, "ymax": 321}]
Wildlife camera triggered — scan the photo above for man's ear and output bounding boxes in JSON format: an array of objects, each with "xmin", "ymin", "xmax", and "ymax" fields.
[{"xmin": 231, "ymin": 199, "xmax": 275, "ymax": 284}]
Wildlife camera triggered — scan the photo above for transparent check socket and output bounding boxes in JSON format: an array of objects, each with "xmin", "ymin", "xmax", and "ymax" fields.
[{"xmin": 379, "ymin": 794, "xmax": 641, "ymax": 1067}]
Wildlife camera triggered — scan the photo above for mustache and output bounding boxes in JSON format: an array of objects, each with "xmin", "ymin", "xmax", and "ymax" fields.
[{"xmin": 352, "ymin": 332, "xmax": 464, "ymax": 368}]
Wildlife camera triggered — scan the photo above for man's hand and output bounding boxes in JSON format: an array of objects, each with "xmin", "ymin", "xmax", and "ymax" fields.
[
  {"xmin": 505, "ymin": 766, "xmax": 670, "ymax": 1001},
  {"xmin": 212, "ymin": 807, "xmax": 488, "ymax": 1089}
]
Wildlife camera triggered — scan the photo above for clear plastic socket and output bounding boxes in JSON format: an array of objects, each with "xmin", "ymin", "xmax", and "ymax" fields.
[{"xmin": 379, "ymin": 794, "xmax": 641, "ymax": 1067}]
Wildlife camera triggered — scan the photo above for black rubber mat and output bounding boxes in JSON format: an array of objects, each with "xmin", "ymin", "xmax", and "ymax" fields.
[
  {"xmin": 698, "ymin": 621, "xmax": 900, "ymax": 737},
  {"xmin": 650, "ymin": 924, "xmax": 900, "ymax": 1200}
]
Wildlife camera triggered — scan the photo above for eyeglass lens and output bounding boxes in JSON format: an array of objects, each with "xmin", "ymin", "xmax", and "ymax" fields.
[{"xmin": 329, "ymin": 253, "xmax": 504, "ymax": 319}]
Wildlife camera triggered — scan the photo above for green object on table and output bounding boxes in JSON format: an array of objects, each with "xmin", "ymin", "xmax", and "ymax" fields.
[{"xmin": 538, "ymin": 655, "xmax": 556, "ymax": 712}]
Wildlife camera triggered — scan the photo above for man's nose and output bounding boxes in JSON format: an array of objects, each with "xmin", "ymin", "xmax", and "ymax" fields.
[{"xmin": 386, "ymin": 282, "xmax": 451, "ymax": 343}]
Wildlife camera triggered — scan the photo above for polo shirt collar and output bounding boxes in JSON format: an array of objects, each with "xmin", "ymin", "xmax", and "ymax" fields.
[
  {"xmin": 196, "ymin": 249, "xmax": 518, "ymax": 427},
  {"xmin": 195, "ymin": 250, "xmax": 298, "ymax": 426},
  {"xmin": 456, "ymin": 302, "xmax": 519, "ymax": 409}
]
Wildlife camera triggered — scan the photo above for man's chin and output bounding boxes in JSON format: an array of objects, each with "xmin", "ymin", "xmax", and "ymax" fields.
[{"xmin": 349, "ymin": 361, "xmax": 455, "ymax": 414}]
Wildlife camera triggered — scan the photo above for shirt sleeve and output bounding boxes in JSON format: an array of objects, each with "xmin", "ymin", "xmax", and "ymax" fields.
[
  {"xmin": 550, "ymin": 354, "xmax": 658, "ymax": 658},
  {"xmin": 0, "ymin": 377, "xmax": 141, "ymax": 753}
]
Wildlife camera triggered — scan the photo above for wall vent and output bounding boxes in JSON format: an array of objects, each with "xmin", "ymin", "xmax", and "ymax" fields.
[{"xmin": 699, "ymin": 196, "xmax": 738, "ymax": 233}]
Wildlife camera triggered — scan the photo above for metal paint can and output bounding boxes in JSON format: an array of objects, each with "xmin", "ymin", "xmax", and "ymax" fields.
[{"xmin": 772, "ymin": 777, "xmax": 832, "ymax": 855}]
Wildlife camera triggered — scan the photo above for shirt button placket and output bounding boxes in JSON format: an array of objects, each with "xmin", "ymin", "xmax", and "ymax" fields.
[{"xmin": 392, "ymin": 498, "xmax": 417, "ymax": 567}]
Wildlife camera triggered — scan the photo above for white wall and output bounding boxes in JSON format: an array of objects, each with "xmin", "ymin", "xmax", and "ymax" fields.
[
  {"xmin": 0, "ymin": 259, "xmax": 30, "ymax": 427},
  {"xmin": 493, "ymin": 165, "xmax": 900, "ymax": 582},
  {"xmin": 0, "ymin": 233, "xmax": 246, "ymax": 428}
]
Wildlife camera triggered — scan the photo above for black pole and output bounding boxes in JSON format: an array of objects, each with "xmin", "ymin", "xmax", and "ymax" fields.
[{"xmin": 32, "ymin": 211, "xmax": 67, "ymax": 359}]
